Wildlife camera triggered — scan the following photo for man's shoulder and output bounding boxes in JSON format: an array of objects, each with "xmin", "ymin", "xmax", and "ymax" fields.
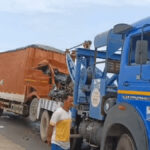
[
  {"xmin": 50, "ymin": 107, "xmax": 63, "ymax": 123},
  {"xmin": 54, "ymin": 107, "xmax": 63, "ymax": 114},
  {"xmin": 54, "ymin": 107, "xmax": 72, "ymax": 117}
]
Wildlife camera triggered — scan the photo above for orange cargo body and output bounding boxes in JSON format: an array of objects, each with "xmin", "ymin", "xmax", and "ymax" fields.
[{"xmin": 0, "ymin": 44, "xmax": 68, "ymax": 104}]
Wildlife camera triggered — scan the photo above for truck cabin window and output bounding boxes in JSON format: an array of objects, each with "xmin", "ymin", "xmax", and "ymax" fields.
[
  {"xmin": 37, "ymin": 65, "xmax": 51, "ymax": 76},
  {"xmin": 129, "ymin": 32, "xmax": 150, "ymax": 65}
]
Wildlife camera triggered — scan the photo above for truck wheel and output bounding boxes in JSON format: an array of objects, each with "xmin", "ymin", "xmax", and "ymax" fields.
[
  {"xmin": 29, "ymin": 98, "xmax": 39, "ymax": 122},
  {"xmin": 0, "ymin": 108, "xmax": 3, "ymax": 116},
  {"xmin": 116, "ymin": 134, "xmax": 136, "ymax": 150},
  {"xmin": 40, "ymin": 110, "xmax": 50, "ymax": 142}
]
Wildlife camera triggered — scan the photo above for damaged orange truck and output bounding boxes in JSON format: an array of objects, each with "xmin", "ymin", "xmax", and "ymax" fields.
[{"xmin": 0, "ymin": 44, "xmax": 72, "ymax": 141}]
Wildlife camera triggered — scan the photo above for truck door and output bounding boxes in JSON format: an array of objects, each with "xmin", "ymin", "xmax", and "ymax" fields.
[
  {"xmin": 118, "ymin": 29, "xmax": 150, "ymax": 95},
  {"xmin": 140, "ymin": 31, "xmax": 150, "ymax": 81}
]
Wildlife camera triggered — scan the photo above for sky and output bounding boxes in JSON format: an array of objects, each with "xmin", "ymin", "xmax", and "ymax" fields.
[{"xmin": 0, "ymin": 0, "xmax": 150, "ymax": 52}]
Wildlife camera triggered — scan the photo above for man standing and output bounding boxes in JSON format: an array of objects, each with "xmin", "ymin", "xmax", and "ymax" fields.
[{"xmin": 47, "ymin": 95, "xmax": 73, "ymax": 150}]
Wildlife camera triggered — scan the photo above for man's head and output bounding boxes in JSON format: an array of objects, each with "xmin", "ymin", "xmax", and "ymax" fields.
[{"xmin": 63, "ymin": 95, "xmax": 74, "ymax": 111}]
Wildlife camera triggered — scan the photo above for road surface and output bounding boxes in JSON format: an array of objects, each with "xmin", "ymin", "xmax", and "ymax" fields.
[{"xmin": 0, "ymin": 112, "xmax": 50, "ymax": 150}]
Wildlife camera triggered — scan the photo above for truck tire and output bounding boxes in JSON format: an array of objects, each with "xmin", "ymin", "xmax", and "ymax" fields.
[
  {"xmin": 40, "ymin": 110, "xmax": 50, "ymax": 142},
  {"xmin": 0, "ymin": 108, "xmax": 3, "ymax": 116},
  {"xmin": 29, "ymin": 98, "xmax": 39, "ymax": 122},
  {"xmin": 116, "ymin": 134, "xmax": 136, "ymax": 150}
]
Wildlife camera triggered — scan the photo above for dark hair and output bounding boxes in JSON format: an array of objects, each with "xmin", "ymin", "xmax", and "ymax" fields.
[{"xmin": 62, "ymin": 94, "xmax": 68, "ymax": 102}]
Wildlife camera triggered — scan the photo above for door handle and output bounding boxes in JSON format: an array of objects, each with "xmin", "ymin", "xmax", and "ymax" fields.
[{"xmin": 123, "ymin": 81, "xmax": 129, "ymax": 86}]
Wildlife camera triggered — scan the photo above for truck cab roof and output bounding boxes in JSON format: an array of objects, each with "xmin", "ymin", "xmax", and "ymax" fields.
[{"xmin": 133, "ymin": 16, "xmax": 150, "ymax": 29}]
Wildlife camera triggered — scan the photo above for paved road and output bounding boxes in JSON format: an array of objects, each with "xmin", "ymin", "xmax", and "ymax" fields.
[
  {"xmin": 0, "ymin": 112, "xmax": 50, "ymax": 150},
  {"xmin": 0, "ymin": 134, "xmax": 25, "ymax": 150}
]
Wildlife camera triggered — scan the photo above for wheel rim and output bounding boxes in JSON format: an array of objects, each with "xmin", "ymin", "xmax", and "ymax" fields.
[
  {"xmin": 116, "ymin": 134, "xmax": 135, "ymax": 150},
  {"xmin": 29, "ymin": 98, "xmax": 38, "ymax": 121},
  {"xmin": 40, "ymin": 111, "xmax": 50, "ymax": 142}
]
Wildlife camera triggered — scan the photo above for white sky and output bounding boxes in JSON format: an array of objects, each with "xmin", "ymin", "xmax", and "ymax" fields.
[
  {"xmin": 0, "ymin": 0, "xmax": 149, "ymax": 51},
  {"xmin": 0, "ymin": 0, "xmax": 150, "ymax": 13}
]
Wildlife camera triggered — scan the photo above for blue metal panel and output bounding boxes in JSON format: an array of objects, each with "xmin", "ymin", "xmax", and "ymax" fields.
[
  {"xmin": 94, "ymin": 31, "xmax": 109, "ymax": 48},
  {"xmin": 118, "ymin": 29, "xmax": 141, "ymax": 90},
  {"xmin": 71, "ymin": 55, "xmax": 81, "ymax": 123},
  {"xmin": 107, "ymin": 30, "xmax": 123, "ymax": 58},
  {"xmin": 73, "ymin": 55, "xmax": 82, "ymax": 105},
  {"xmin": 78, "ymin": 57, "xmax": 89, "ymax": 103},
  {"xmin": 89, "ymin": 78, "xmax": 107, "ymax": 120},
  {"xmin": 107, "ymin": 74, "xmax": 118, "ymax": 86},
  {"xmin": 89, "ymin": 79, "xmax": 104, "ymax": 120},
  {"xmin": 94, "ymin": 29, "xmax": 123, "ymax": 61},
  {"xmin": 66, "ymin": 53, "xmax": 76, "ymax": 83},
  {"xmin": 77, "ymin": 48, "xmax": 121, "ymax": 60}
]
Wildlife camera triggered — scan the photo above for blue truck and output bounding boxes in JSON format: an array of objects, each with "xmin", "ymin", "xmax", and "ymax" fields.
[{"xmin": 66, "ymin": 17, "xmax": 150, "ymax": 150}]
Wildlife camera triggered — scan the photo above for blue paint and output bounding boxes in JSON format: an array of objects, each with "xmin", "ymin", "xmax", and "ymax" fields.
[{"xmin": 66, "ymin": 17, "xmax": 150, "ymax": 149}]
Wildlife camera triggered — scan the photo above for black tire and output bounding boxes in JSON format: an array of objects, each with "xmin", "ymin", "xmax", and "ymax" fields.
[
  {"xmin": 116, "ymin": 134, "xmax": 136, "ymax": 150},
  {"xmin": 40, "ymin": 110, "xmax": 50, "ymax": 142},
  {"xmin": 0, "ymin": 108, "xmax": 3, "ymax": 116},
  {"xmin": 29, "ymin": 98, "xmax": 39, "ymax": 122}
]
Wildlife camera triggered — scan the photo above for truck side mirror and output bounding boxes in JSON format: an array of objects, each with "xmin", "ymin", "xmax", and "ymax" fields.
[{"xmin": 135, "ymin": 40, "xmax": 148, "ymax": 64}]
